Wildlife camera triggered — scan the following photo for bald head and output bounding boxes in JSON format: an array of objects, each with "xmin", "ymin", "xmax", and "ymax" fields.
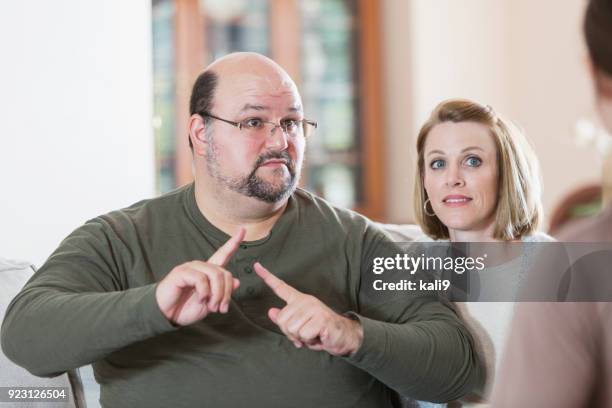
[
  {"xmin": 190, "ymin": 52, "xmax": 300, "ymax": 118},
  {"xmin": 207, "ymin": 52, "xmax": 296, "ymax": 87}
]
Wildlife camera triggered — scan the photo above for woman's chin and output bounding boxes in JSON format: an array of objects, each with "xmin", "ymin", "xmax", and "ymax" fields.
[
  {"xmin": 437, "ymin": 215, "xmax": 479, "ymax": 232},
  {"xmin": 439, "ymin": 214, "xmax": 497, "ymax": 240}
]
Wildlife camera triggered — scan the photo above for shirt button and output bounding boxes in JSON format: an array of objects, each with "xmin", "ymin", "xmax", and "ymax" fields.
[
  {"xmin": 244, "ymin": 266, "xmax": 253, "ymax": 274},
  {"xmin": 246, "ymin": 287, "xmax": 255, "ymax": 295}
]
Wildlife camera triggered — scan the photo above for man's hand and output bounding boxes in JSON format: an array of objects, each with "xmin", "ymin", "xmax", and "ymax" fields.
[
  {"xmin": 155, "ymin": 228, "xmax": 245, "ymax": 326},
  {"xmin": 254, "ymin": 262, "xmax": 363, "ymax": 356}
]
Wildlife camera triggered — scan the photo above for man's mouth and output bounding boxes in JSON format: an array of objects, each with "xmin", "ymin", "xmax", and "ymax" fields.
[
  {"xmin": 260, "ymin": 159, "xmax": 288, "ymax": 167},
  {"xmin": 253, "ymin": 151, "xmax": 295, "ymax": 177}
]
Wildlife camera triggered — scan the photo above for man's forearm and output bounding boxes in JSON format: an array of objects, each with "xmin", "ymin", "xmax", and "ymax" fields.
[
  {"xmin": 344, "ymin": 313, "xmax": 485, "ymax": 402},
  {"xmin": 1, "ymin": 283, "xmax": 175, "ymax": 377}
]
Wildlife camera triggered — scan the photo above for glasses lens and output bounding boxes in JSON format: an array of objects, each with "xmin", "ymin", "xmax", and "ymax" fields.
[
  {"xmin": 240, "ymin": 120, "xmax": 316, "ymax": 138},
  {"xmin": 303, "ymin": 121, "xmax": 316, "ymax": 138}
]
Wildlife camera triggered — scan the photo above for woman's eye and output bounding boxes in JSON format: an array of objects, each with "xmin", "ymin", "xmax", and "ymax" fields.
[
  {"xmin": 465, "ymin": 156, "xmax": 482, "ymax": 167},
  {"xmin": 430, "ymin": 159, "xmax": 445, "ymax": 169},
  {"xmin": 244, "ymin": 118, "xmax": 264, "ymax": 129}
]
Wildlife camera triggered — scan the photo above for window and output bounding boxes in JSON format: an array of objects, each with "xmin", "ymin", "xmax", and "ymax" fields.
[
  {"xmin": 152, "ymin": 0, "xmax": 384, "ymax": 219},
  {"xmin": 152, "ymin": 0, "xmax": 176, "ymax": 193}
]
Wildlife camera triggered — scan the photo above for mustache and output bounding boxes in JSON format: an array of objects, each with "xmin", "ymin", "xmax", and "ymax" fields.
[{"xmin": 254, "ymin": 150, "xmax": 295, "ymax": 175}]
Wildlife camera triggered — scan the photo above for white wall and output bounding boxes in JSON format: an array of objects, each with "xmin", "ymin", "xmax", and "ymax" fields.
[
  {"xmin": 409, "ymin": 0, "xmax": 511, "ymax": 122},
  {"xmin": 382, "ymin": 0, "xmax": 601, "ymax": 226},
  {"xmin": 0, "ymin": 1, "xmax": 155, "ymax": 267},
  {"xmin": 504, "ymin": 0, "xmax": 599, "ymax": 220},
  {"xmin": 381, "ymin": 0, "xmax": 415, "ymax": 223}
]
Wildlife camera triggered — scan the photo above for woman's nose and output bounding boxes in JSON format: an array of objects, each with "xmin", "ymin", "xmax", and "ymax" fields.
[{"xmin": 445, "ymin": 165, "xmax": 465, "ymax": 187}]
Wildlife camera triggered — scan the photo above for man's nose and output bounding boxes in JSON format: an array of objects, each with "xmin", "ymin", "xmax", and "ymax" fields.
[{"xmin": 265, "ymin": 125, "xmax": 289, "ymax": 150}]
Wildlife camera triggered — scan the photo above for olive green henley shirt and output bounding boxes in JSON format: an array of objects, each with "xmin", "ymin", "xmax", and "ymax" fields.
[{"xmin": 1, "ymin": 184, "xmax": 482, "ymax": 407}]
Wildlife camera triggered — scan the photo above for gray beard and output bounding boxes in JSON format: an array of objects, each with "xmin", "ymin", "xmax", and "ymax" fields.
[{"xmin": 205, "ymin": 135, "xmax": 299, "ymax": 203}]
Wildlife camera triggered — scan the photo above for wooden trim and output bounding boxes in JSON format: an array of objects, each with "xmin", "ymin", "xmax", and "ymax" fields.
[
  {"xmin": 270, "ymin": 0, "xmax": 308, "ymax": 189},
  {"xmin": 354, "ymin": 0, "xmax": 385, "ymax": 221},
  {"xmin": 270, "ymin": 0, "xmax": 301, "ymax": 84},
  {"xmin": 549, "ymin": 184, "xmax": 602, "ymax": 235},
  {"xmin": 174, "ymin": 0, "xmax": 206, "ymax": 186},
  {"xmin": 604, "ymin": 150, "xmax": 612, "ymax": 205}
]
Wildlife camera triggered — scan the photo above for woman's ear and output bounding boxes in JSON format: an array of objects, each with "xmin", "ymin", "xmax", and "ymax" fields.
[
  {"xmin": 584, "ymin": 54, "xmax": 596, "ymax": 82},
  {"xmin": 597, "ymin": 72, "xmax": 612, "ymax": 99},
  {"xmin": 586, "ymin": 56, "xmax": 612, "ymax": 99}
]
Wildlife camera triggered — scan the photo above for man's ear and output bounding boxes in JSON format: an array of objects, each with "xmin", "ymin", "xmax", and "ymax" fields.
[{"xmin": 188, "ymin": 114, "xmax": 208, "ymax": 155}]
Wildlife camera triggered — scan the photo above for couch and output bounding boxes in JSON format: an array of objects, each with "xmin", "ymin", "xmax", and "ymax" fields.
[{"xmin": 0, "ymin": 257, "xmax": 87, "ymax": 407}]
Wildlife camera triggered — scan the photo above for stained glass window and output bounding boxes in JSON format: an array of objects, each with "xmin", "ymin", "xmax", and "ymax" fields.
[
  {"xmin": 300, "ymin": 0, "xmax": 360, "ymax": 209},
  {"xmin": 204, "ymin": 0, "xmax": 269, "ymax": 60},
  {"xmin": 152, "ymin": 0, "xmax": 176, "ymax": 193}
]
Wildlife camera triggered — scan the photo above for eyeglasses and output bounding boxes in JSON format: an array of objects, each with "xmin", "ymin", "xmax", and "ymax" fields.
[{"xmin": 200, "ymin": 112, "xmax": 318, "ymax": 138}]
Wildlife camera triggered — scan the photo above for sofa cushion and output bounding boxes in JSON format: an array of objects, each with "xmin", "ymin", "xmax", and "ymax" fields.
[
  {"xmin": 0, "ymin": 257, "xmax": 86, "ymax": 408},
  {"xmin": 377, "ymin": 223, "xmax": 424, "ymax": 242}
]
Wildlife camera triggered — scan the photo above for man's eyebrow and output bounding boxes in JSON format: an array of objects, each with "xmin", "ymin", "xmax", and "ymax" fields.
[
  {"xmin": 239, "ymin": 104, "xmax": 303, "ymax": 114},
  {"xmin": 240, "ymin": 104, "xmax": 268, "ymax": 113}
]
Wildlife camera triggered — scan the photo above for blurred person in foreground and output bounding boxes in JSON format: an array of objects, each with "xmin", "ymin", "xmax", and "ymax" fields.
[
  {"xmin": 412, "ymin": 99, "xmax": 553, "ymax": 406},
  {"xmin": 0, "ymin": 52, "xmax": 483, "ymax": 407},
  {"xmin": 491, "ymin": 0, "xmax": 612, "ymax": 406}
]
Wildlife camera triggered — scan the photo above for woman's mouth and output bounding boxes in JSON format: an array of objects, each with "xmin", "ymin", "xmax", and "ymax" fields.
[{"xmin": 442, "ymin": 195, "xmax": 472, "ymax": 207}]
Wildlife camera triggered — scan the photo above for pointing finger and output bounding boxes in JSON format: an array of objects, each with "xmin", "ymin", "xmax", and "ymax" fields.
[
  {"xmin": 254, "ymin": 262, "xmax": 300, "ymax": 303},
  {"xmin": 209, "ymin": 227, "xmax": 246, "ymax": 266},
  {"xmin": 268, "ymin": 307, "xmax": 281, "ymax": 324},
  {"xmin": 220, "ymin": 271, "xmax": 233, "ymax": 313}
]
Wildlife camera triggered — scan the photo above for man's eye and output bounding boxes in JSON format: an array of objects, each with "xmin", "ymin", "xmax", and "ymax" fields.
[
  {"xmin": 281, "ymin": 119, "xmax": 299, "ymax": 131},
  {"xmin": 243, "ymin": 118, "xmax": 264, "ymax": 129},
  {"xmin": 430, "ymin": 159, "xmax": 445, "ymax": 169},
  {"xmin": 465, "ymin": 156, "xmax": 482, "ymax": 167}
]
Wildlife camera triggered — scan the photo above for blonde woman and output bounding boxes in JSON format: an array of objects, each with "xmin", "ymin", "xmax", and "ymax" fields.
[
  {"xmin": 412, "ymin": 99, "xmax": 553, "ymax": 405},
  {"xmin": 414, "ymin": 99, "xmax": 547, "ymax": 243}
]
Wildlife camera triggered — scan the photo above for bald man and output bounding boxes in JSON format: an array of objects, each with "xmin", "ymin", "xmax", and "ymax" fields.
[{"xmin": 1, "ymin": 53, "xmax": 483, "ymax": 407}]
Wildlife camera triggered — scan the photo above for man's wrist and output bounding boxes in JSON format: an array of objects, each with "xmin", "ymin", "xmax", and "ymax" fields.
[{"xmin": 343, "ymin": 313, "xmax": 364, "ymax": 355}]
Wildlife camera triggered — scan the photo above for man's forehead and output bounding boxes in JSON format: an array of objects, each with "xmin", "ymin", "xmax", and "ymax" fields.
[
  {"xmin": 216, "ymin": 73, "xmax": 303, "ymax": 113},
  {"xmin": 221, "ymin": 72, "xmax": 298, "ymax": 94}
]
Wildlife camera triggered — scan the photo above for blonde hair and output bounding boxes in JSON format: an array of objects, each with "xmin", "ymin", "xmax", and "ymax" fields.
[{"xmin": 413, "ymin": 99, "xmax": 543, "ymax": 241}]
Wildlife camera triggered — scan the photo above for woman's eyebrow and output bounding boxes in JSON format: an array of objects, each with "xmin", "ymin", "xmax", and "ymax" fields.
[
  {"xmin": 426, "ymin": 149, "xmax": 445, "ymax": 157},
  {"xmin": 461, "ymin": 146, "xmax": 485, "ymax": 153},
  {"xmin": 426, "ymin": 146, "xmax": 485, "ymax": 157}
]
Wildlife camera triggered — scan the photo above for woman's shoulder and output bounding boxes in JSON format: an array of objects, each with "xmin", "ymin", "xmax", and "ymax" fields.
[
  {"xmin": 415, "ymin": 233, "xmax": 447, "ymax": 242},
  {"xmin": 522, "ymin": 231, "xmax": 556, "ymax": 242}
]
